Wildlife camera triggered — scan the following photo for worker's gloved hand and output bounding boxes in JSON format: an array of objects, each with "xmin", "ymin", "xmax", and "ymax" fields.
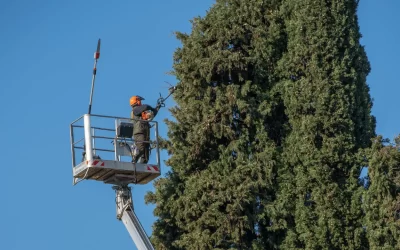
[{"xmin": 156, "ymin": 97, "xmax": 165, "ymax": 108}]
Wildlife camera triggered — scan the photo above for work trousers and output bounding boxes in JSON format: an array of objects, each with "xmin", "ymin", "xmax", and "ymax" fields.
[{"xmin": 133, "ymin": 130, "xmax": 150, "ymax": 163}]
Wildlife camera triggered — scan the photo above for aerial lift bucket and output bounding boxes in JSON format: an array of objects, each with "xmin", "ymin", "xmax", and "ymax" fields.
[{"xmin": 69, "ymin": 114, "xmax": 161, "ymax": 186}]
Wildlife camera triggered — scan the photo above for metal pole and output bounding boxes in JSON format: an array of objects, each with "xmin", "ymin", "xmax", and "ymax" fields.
[
  {"xmin": 88, "ymin": 39, "xmax": 101, "ymax": 115},
  {"xmin": 84, "ymin": 114, "xmax": 93, "ymax": 161},
  {"xmin": 92, "ymin": 128, "xmax": 96, "ymax": 156},
  {"xmin": 155, "ymin": 122, "xmax": 161, "ymax": 170},
  {"xmin": 70, "ymin": 123, "xmax": 76, "ymax": 185}
]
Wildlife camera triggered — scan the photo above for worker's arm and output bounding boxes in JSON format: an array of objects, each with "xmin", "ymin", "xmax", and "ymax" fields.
[
  {"xmin": 151, "ymin": 105, "xmax": 160, "ymax": 117},
  {"xmin": 132, "ymin": 104, "xmax": 159, "ymax": 117}
]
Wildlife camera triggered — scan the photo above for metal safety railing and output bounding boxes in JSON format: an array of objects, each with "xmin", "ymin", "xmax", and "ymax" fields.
[{"xmin": 69, "ymin": 114, "xmax": 160, "ymax": 171}]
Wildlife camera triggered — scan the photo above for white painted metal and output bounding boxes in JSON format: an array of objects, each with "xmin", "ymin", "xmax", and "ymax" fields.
[
  {"xmin": 70, "ymin": 123, "xmax": 77, "ymax": 185},
  {"xmin": 114, "ymin": 119, "xmax": 119, "ymax": 161},
  {"xmin": 122, "ymin": 210, "xmax": 155, "ymax": 250},
  {"xmin": 71, "ymin": 114, "xmax": 160, "ymax": 245},
  {"xmin": 115, "ymin": 141, "xmax": 136, "ymax": 157},
  {"xmin": 154, "ymin": 122, "xmax": 161, "ymax": 166},
  {"xmin": 114, "ymin": 185, "xmax": 155, "ymax": 250},
  {"xmin": 73, "ymin": 160, "xmax": 159, "ymax": 176},
  {"xmin": 92, "ymin": 128, "xmax": 96, "ymax": 155},
  {"xmin": 83, "ymin": 114, "xmax": 93, "ymax": 161}
]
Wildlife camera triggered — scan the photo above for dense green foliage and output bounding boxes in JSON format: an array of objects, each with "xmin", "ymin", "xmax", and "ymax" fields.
[
  {"xmin": 146, "ymin": 1, "xmax": 286, "ymax": 248},
  {"xmin": 363, "ymin": 137, "xmax": 400, "ymax": 249},
  {"xmin": 271, "ymin": 0, "xmax": 374, "ymax": 249},
  {"xmin": 144, "ymin": 0, "xmax": 399, "ymax": 249}
]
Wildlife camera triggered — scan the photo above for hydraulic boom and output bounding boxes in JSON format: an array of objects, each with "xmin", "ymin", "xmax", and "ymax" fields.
[{"xmin": 113, "ymin": 185, "xmax": 155, "ymax": 250}]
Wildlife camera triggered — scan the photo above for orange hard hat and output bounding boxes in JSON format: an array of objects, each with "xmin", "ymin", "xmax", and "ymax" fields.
[{"xmin": 130, "ymin": 95, "xmax": 144, "ymax": 106}]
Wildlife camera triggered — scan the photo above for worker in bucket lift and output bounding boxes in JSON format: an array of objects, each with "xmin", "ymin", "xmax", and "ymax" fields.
[{"xmin": 130, "ymin": 95, "xmax": 160, "ymax": 164}]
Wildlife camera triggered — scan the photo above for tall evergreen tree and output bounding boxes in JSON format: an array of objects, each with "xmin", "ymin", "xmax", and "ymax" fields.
[
  {"xmin": 271, "ymin": 0, "xmax": 375, "ymax": 249},
  {"xmin": 146, "ymin": 0, "xmax": 287, "ymax": 249},
  {"xmin": 146, "ymin": 0, "xmax": 377, "ymax": 249},
  {"xmin": 364, "ymin": 136, "xmax": 400, "ymax": 249}
]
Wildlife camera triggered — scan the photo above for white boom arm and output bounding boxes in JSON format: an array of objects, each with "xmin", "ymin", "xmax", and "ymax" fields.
[{"xmin": 113, "ymin": 185, "xmax": 155, "ymax": 250}]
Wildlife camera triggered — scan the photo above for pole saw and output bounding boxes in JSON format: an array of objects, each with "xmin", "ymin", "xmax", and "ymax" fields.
[
  {"xmin": 156, "ymin": 83, "xmax": 177, "ymax": 109},
  {"xmin": 88, "ymin": 39, "xmax": 101, "ymax": 114}
]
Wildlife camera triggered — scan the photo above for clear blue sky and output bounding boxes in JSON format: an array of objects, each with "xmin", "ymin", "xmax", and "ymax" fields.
[{"xmin": 0, "ymin": 1, "xmax": 398, "ymax": 249}]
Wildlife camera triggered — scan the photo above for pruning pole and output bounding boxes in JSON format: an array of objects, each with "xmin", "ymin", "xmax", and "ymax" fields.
[{"xmin": 88, "ymin": 39, "xmax": 101, "ymax": 114}]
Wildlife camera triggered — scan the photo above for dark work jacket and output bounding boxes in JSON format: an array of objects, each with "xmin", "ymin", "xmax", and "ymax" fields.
[{"xmin": 131, "ymin": 104, "xmax": 158, "ymax": 135}]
